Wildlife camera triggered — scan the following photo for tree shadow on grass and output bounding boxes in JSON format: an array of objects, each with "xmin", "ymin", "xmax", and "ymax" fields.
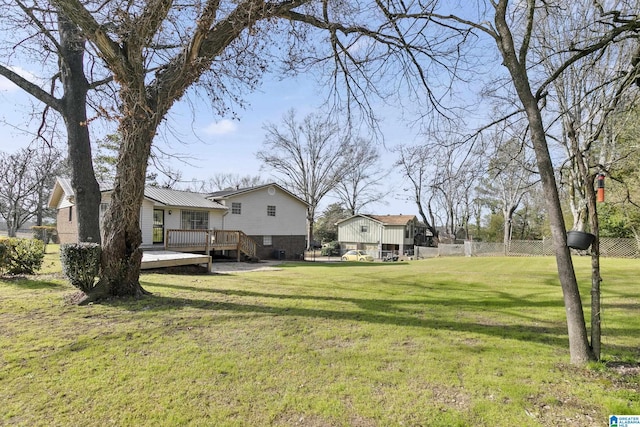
[
  {"xmin": 0, "ymin": 275, "xmax": 66, "ymax": 289},
  {"xmin": 149, "ymin": 293, "xmax": 570, "ymax": 342},
  {"xmin": 147, "ymin": 280, "xmax": 567, "ymax": 311},
  {"xmin": 122, "ymin": 281, "xmax": 634, "ymax": 354},
  {"xmin": 280, "ymin": 261, "xmax": 411, "ymax": 268}
]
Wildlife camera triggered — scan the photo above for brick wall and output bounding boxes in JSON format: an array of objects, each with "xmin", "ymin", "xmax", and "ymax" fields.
[
  {"xmin": 250, "ymin": 235, "xmax": 306, "ymax": 260},
  {"xmin": 56, "ymin": 207, "xmax": 79, "ymax": 244}
]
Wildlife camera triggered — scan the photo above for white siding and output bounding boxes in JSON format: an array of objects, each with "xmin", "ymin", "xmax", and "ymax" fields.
[
  {"xmin": 148, "ymin": 207, "xmax": 225, "ymax": 244},
  {"xmin": 220, "ymin": 186, "xmax": 307, "ymax": 236},
  {"xmin": 163, "ymin": 209, "xmax": 182, "ymax": 230},
  {"xmin": 140, "ymin": 199, "xmax": 154, "ymax": 245}
]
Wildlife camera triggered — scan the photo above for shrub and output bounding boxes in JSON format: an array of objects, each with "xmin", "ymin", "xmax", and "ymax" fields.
[
  {"xmin": 32, "ymin": 226, "xmax": 57, "ymax": 244},
  {"xmin": 60, "ymin": 243, "xmax": 101, "ymax": 293},
  {"xmin": 321, "ymin": 241, "xmax": 341, "ymax": 257},
  {"xmin": 0, "ymin": 241, "xmax": 7, "ymax": 275},
  {"xmin": 0, "ymin": 237, "xmax": 45, "ymax": 275}
]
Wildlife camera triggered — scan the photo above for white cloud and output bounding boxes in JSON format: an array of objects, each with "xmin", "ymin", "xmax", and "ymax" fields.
[
  {"xmin": 203, "ymin": 119, "xmax": 238, "ymax": 136},
  {"xmin": 0, "ymin": 66, "xmax": 39, "ymax": 92}
]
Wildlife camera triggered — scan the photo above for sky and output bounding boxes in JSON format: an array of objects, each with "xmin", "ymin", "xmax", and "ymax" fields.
[{"xmin": 0, "ymin": 66, "xmax": 422, "ymax": 217}]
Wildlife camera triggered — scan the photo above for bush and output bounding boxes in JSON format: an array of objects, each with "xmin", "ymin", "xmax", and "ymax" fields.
[
  {"xmin": 0, "ymin": 242, "xmax": 7, "ymax": 274},
  {"xmin": 32, "ymin": 226, "xmax": 57, "ymax": 244},
  {"xmin": 60, "ymin": 243, "xmax": 101, "ymax": 293},
  {"xmin": 321, "ymin": 241, "xmax": 341, "ymax": 257},
  {"xmin": 0, "ymin": 237, "xmax": 45, "ymax": 275}
]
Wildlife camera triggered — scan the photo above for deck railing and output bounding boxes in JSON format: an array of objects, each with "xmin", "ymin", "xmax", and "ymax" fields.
[{"xmin": 165, "ymin": 229, "xmax": 257, "ymax": 258}]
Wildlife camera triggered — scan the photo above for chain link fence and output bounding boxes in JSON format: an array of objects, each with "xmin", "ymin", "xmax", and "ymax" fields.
[{"xmin": 416, "ymin": 237, "xmax": 639, "ymax": 259}]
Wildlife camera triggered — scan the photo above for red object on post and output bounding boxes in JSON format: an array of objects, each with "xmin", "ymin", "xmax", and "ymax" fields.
[{"xmin": 596, "ymin": 174, "xmax": 605, "ymax": 203}]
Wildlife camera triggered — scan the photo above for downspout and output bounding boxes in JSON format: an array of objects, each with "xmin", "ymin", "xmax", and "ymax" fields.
[{"xmin": 379, "ymin": 223, "xmax": 383, "ymax": 259}]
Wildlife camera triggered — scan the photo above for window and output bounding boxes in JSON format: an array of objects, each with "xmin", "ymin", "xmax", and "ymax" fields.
[
  {"xmin": 360, "ymin": 225, "xmax": 368, "ymax": 233},
  {"xmin": 231, "ymin": 202, "xmax": 241, "ymax": 214},
  {"xmin": 181, "ymin": 210, "xmax": 209, "ymax": 230},
  {"xmin": 267, "ymin": 205, "xmax": 276, "ymax": 217},
  {"xmin": 263, "ymin": 235, "xmax": 272, "ymax": 246},
  {"xmin": 68, "ymin": 206, "xmax": 73, "ymax": 222}
]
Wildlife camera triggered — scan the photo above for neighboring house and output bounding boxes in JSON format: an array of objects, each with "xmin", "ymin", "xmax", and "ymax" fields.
[
  {"xmin": 337, "ymin": 214, "xmax": 425, "ymax": 258},
  {"xmin": 208, "ymin": 184, "xmax": 309, "ymax": 260},
  {"xmin": 48, "ymin": 178, "xmax": 308, "ymax": 260}
]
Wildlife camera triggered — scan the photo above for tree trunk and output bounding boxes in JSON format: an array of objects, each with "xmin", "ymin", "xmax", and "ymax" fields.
[
  {"xmin": 58, "ymin": 14, "xmax": 101, "ymax": 244},
  {"xmin": 91, "ymin": 119, "xmax": 154, "ymax": 299},
  {"xmin": 494, "ymin": 3, "xmax": 595, "ymax": 364},
  {"xmin": 7, "ymin": 213, "xmax": 17, "ymax": 237},
  {"xmin": 86, "ymin": 68, "xmax": 167, "ymax": 299},
  {"xmin": 306, "ymin": 206, "xmax": 316, "ymax": 250},
  {"xmin": 524, "ymin": 99, "xmax": 594, "ymax": 364},
  {"xmin": 587, "ymin": 179, "xmax": 602, "ymax": 359},
  {"xmin": 568, "ymin": 121, "xmax": 602, "ymax": 360}
]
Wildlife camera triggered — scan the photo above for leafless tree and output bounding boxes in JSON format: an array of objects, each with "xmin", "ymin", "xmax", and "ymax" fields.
[
  {"xmin": 51, "ymin": 0, "xmax": 462, "ymax": 301},
  {"xmin": 538, "ymin": 12, "xmax": 640, "ymax": 359},
  {"xmin": 393, "ymin": 144, "xmax": 440, "ymax": 242},
  {"xmin": 477, "ymin": 128, "xmax": 538, "ymax": 247},
  {"xmin": 0, "ymin": 145, "xmax": 63, "ymax": 236},
  {"xmin": 429, "ymin": 139, "xmax": 483, "ymax": 241},
  {"xmin": 421, "ymin": 0, "xmax": 640, "ymax": 364},
  {"xmin": 333, "ymin": 138, "xmax": 390, "ymax": 215},
  {"xmin": 197, "ymin": 173, "xmax": 265, "ymax": 193},
  {"xmin": 0, "ymin": 2, "xmax": 113, "ymax": 244},
  {"xmin": 257, "ymin": 110, "xmax": 352, "ymax": 249}
]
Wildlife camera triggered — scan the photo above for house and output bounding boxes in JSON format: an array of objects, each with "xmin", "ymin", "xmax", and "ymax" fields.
[
  {"xmin": 48, "ymin": 178, "xmax": 308, "ymax": 260},
  {"xmin": 208, "ymin": 184, "xmax": 309, "ymax": 260},
  {"xmin": 336, "ymin": 214, "xmax": 424, "ymax": 258}
]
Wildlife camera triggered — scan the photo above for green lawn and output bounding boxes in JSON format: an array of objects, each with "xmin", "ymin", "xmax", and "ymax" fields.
[{"xmin": 1, "ymin": 250, "xmax": 638, "ymax": 426}]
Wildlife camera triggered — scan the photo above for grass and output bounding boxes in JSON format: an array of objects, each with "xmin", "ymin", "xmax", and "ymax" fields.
[{"xmin": 1, "ymin": 248, "xmax": 639, "ymax": 426}]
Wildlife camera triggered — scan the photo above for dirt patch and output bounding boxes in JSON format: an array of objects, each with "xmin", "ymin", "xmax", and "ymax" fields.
[
  {"xmin": 64, "ymin": 290, "xmax": 89, "ymax": 305},
  {"xmin": 609, "ymin": 361, "xmax": 640, "ymax": 377}
]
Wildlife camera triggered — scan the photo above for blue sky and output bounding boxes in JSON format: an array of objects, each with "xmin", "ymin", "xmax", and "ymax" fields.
[{"xmin": 0, "ymin": 67, "xmax": 420, "ymax": 216}]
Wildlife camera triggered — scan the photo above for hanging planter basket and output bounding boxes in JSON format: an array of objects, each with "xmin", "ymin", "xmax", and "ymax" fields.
[{"xmin": 567, "ymin": 231, "xmax": 595, "ymax": 250}]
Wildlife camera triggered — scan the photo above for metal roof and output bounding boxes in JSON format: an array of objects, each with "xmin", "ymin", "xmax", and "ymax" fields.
[
  {"xmin": 143, "ymin": 186, "xmax": 227, "ymax": 210},
  {"xmin": 53, "ymin": 177, "xmax": 227, "ymax": 210}
]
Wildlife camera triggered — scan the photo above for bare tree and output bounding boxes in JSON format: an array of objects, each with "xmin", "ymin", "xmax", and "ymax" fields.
[
  {"xmin": 50, "ymin": 0, "xmax": 460, "ymax": 301},
  {"xmin": 333, "ymin": 138, "xmax": 390, "ymax": 215},
  {"xmin": 478, "ymin": 129, "xmax": 538, "ymax": 247},
  {"xmin": 198, "ymin": 173, "xmax": 265, "ymax": 192},
  {"xmin": 0, "ymin": 2, "xmax": 109, "ymax": 244},
  {"xmin": 393, "ymin": 144, "xmax": 440, "ymax": 243},
  {"xmin": 421, "ymin": 0, "xmax": 640, "ymax": 364},
  {"xmin": 539, "ymin": 20, "xmax": 640, "ymax": 360},
  {"xmin": 0, "ymin": 145, "xmax": 63, "ymax": 236},
  {"xmin": 257, "ymin": 110, "xmax": 352, "ymax": 249},
  {"xmin": 429, "ymin": 140, "xmax": 482, "ymax": 241}
]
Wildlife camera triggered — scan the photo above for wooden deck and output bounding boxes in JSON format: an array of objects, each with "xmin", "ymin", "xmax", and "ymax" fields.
[
  {"xmin": 141, "ymin": 250, "xmax": 211, "ymax": 271},
  {"xmin": 164, "ymin": 229, "xmax": 257, "ymax": 261}
]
